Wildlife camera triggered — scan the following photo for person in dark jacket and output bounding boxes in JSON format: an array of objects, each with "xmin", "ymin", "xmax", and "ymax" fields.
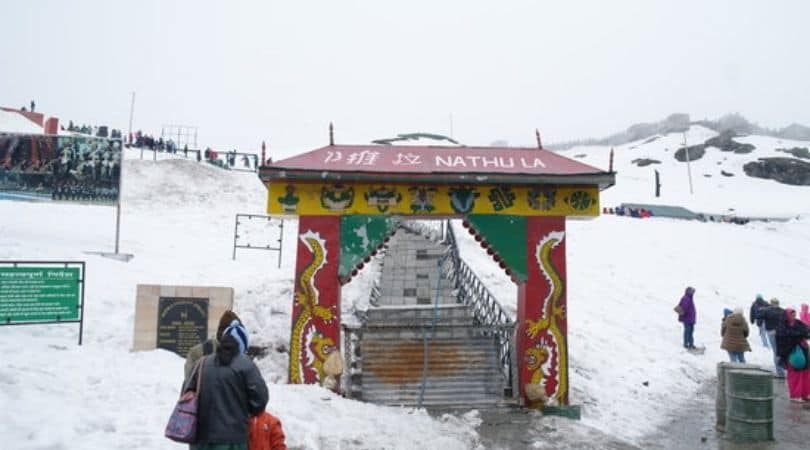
[
  {"xmin": 762, "ymin": 298, "xmax": 786, "ymax": 377},
  {"xmin": 749, "ymin": 294, "xmax": 770, "ymax": 348},
  {"xmin": 775, "ymin": 308, "xmax": 810, "ymax": 401},
  {"xmin": 184, "ymin": 310, "xmax": 242, "ymax": 379},
  {"xmin": 721, "ymin": 307, "xmax": 751, "ymax": 363},
  {"xmin": 677, "ymin": 286, "xmax": 697, "ymax": 349},
  {"xmin": 184, "ymin": 326, "xmax": 268, "ymax": 449}
]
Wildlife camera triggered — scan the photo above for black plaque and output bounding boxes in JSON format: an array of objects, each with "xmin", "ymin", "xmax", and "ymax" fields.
[{"xmin": 157, "ymin": 297, "xmax": 209, "ymax": 357}]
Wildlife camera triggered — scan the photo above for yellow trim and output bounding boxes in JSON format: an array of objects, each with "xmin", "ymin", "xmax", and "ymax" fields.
[{"xmin": 268, "ymin": 182, "xmax": 599, "ymax": 217}]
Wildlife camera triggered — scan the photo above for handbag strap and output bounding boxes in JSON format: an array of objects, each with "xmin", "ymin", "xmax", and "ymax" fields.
[{"xmin": 195, "ymin": 356, "xmax": 207, "ymax": 396}]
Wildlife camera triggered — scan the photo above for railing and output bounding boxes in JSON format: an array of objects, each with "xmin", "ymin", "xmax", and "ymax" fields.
[
  {"xmin": 445, "ymin": 221, "xmax": 516, "ymax": 397},
  {"xmin": 341, "ymin": 322, "xmax": 363, "ymax": 399}
]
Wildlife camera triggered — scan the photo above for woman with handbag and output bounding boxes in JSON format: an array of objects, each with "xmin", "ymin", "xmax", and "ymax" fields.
[
  {"xmin": 775, "ymin": 308, "xmax": 810, "ymax": 402},
  {"xmin": 182, "ymin": 321, "xmax": 269, "ymax": 449},
  {"xmin": 676, "ymin": 286, "xmax": 697, "ymax": 349}
]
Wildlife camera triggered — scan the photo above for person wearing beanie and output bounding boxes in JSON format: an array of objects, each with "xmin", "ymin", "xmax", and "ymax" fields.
[
  {"xmin": 223, "ymin": 319, "xmax": 249, "ymax": 355},
  {"xmin": 721, "ymin": 307, "xmax": 751, "ymax": 363},
  {"xmin": 749, "ymin": 294, "xmax": 770, "ymax": 347},
  {"xmin": 183, "ymin": 333, "xmax": 269, "ymax": 448},
  {"xmin": 184, "ymin": 310, "xmax": 243, "ymax": 380}
]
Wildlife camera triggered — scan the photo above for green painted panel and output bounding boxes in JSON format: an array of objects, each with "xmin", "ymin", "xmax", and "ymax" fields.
[
  {"xmin": 340, "ymin": 216, "xmax": 396, "ymax": 277},
  {"xmin": 467, "ymin": 215, "xmax": 527, "ymax": 281}
]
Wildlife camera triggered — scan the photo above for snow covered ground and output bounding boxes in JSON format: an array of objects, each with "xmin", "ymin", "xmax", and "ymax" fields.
[{"xmin": 1, "ymin": 132, "xmax": 810, "ymax": 449}]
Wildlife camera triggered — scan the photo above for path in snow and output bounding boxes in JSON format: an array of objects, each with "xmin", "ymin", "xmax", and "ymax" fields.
[{"xmin": 639, "ymin": 375, "xmax": 810, "ymax": 449}]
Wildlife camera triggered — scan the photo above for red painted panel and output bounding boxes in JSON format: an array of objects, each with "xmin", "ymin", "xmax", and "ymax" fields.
[
  {"xmin": 289, "ymin": 216, "xmax": 341, "ymax": 385},
  {"xmin": 517, "ymin": 216, "xmax": 568, "ymax": 406},
  {"xmin": 269, "ymin": 144, "xmax": 605, "ymax": 176}
]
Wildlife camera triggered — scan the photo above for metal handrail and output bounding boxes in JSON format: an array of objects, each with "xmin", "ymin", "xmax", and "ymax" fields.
[{"xmin": 444, "ymin": 221, "xmax": 516, "ymax": 396}]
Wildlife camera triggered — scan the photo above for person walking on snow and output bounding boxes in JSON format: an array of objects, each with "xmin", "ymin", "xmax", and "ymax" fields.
[
  {"xmin": 182, "ymin": 320, "xmax": 268, "ymax": 450},
  {"xmin": 750, "ymin": 294, "xmax": 770, "ymax": 347},
  {"xmin": 721, "ymin": 307, "xmax": 751, "ymax": 363},
  {"xmin": 775, "ymin": 308, "xmax": 810, "ymax": 402},
  {"xmin": 676, "ymin": 286, "xmax": 697, "ymax": 349},
  {"xmin": 762, "ymin": 298, "xmax": 786, "ymax": 377}
]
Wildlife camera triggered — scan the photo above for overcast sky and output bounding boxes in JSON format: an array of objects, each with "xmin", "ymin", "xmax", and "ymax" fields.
[{"xmin": 2, "ymin": 1, "xmax": 808, "ymax": 156}]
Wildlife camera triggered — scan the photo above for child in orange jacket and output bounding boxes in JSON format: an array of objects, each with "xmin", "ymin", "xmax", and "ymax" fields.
[{"xmin": 249, "ymin": 411, "xmax": 287, "ymax": 450}]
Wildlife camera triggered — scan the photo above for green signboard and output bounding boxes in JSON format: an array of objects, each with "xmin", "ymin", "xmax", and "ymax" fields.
[{"xmin": 0, "ymin": 267, "xmax": 81, "ymax": 323}]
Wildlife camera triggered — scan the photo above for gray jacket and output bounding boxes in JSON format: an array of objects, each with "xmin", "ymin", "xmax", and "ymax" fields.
[{"xmin": 185, "ymin": 353, "xmax": 269, "ymax": 444}]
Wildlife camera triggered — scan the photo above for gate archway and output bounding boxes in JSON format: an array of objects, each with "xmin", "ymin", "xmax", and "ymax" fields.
[{"xmin": 259, "ymin": 138, "xmax": 614, "ymax": 406}]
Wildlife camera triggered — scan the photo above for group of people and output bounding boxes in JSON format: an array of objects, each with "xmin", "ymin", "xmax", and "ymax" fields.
[
  {"xmin": 179, "ymin": 310, "xmax": 286, "ymax": 450},
  {"xmin": 64, "ymin": 121, "xmax": 123, "ymax": 139},
  {"xmin": 612, "ymin": 206, "xmax": 653, "ymax": 218},
  {"xmin": 675, "ymin": 287, "xmax": 810, "ymax": 403}
]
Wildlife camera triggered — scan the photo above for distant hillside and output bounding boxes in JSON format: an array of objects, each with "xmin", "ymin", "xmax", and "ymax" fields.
[{"xmin": 550, "ymin": 113, "xmax": 810, "ymax": 150}]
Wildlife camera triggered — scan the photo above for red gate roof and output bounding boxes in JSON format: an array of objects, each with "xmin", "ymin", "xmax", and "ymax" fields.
[{"xmin": 260, "ymin": 144, "xmax": 614, "ymax": 188}]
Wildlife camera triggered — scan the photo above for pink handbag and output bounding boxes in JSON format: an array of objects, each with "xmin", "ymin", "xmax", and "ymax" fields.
[{"xmin": 165, "ymin": 357, "xmax": 206, "ymax": 443}]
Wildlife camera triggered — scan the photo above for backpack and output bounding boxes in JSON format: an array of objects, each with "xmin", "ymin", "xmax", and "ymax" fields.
[{"xmin": 248, "ymin": 411, "xmax": 287, "ymax": 450}]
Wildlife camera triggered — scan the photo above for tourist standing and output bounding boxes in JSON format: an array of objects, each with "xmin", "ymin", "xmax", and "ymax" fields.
[
  {"xmin": 676, "ymin": 286, "xmax": 697, "ymax": 349},
  {"xmin": 800, "ymin": 303, "xmax": 810, "ymax": 325},
  {"xmin": 721, "ymin": 307, "xmax": 751, "ymax": 363},
  {"xmin": 750, "ymin": 294, "xmax": 770, "ymax": 347},
  {"xmin": 762, "ymin": 298, "xmax": 786, "ymax": 377},
  {"xmin": 183, "ymin": 323, "xmax": 268, "ymax": 449},
  {"xmin": 184, "ymin": 310, "xmax": 242, "ymax": 379},
  {"xmin": 775, "ymin": 308, "xmax": 810, "ymax": 402}
]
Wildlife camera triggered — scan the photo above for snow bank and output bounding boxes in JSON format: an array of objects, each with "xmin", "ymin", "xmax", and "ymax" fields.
[
  {"xmin": 0, "ymin": 152, "xmax": 481, "ymax": 449},
  {"xmin": 0, "ymin": 109, "xmax": 43, "ymax": 134},
  {"xmin": 455, "ymin": 214, "xmax": 810, "ymax": 443}
]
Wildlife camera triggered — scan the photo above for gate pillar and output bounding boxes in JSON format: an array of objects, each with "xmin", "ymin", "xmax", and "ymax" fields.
[
  {"xmin": 288, "ymin": 215, "xmax": 341, "ymax": 385},
  {"xmin": 516, "ymin": 216, "xmax": 568, "ymax": 406}
]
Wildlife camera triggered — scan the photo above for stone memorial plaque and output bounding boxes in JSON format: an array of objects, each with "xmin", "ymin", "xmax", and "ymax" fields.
[
  {"xmin": 132, "ymin": 285, "xmax": 233, "ymax": 353},
  {"xmin": 156, "ymin": 297, "xmax": 209, "ymax": 357}
]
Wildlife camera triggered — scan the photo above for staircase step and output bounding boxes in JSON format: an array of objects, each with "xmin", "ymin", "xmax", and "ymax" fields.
[{"xmin": 360, "ymin": 327, "xmax": 503, "ymax": 340}]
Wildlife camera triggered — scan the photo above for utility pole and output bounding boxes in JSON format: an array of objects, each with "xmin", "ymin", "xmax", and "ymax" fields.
[
  {"xmin": 128, "ymin": 92, "xmax": 139, "ymax": 159},
  {"xmin": 683, "ymin": 132, "xmax": 693, "ymax": 195}
]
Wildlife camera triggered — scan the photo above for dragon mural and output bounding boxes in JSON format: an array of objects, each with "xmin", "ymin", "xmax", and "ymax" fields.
[
  {"xmin": 524, "ymin": 230, "xmax": 567, "ymax": 405},
  {"xmin": 289, "ymin": 230, "xmax": 335, "ymax": 384}
]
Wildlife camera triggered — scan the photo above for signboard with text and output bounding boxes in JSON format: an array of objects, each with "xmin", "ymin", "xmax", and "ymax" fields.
[
  {"xmin": 0, "ymin": 262, "xmax": 85, "ymax": 345},
  {"xmin": 156, "ymin": 297, "xmax": 209, "ymax": 357},
  {"xmin": 0, "ymin": 266, "xmax": 80, "ymax": 323}
]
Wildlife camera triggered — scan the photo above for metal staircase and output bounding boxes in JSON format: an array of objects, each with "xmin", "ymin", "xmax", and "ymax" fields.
[{"xmin": 342, "ymin": 221, "xmax": 516, "ymax": 409}]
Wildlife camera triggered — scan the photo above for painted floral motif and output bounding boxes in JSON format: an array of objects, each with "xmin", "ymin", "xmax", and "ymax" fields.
[
  {"xmin": 408, "ymin": 186, "xmax": 437, "ymax": 213},
  {"xmin": 364, "ymin": 186, "xmax": 402, "ymax": 212},
  {"xmin": 448, "ymin": 186, "xmax": 480, "ymax": 214},
  {"xmin": 527, "ymin": 187, "xmax": 557, "ymax": 211},
  {"xmin": 278, "ymin": 185, "xmax": 300, "ymax": 213},
  {"xmin": 565, "ymin": 190, "xmax": 594, "ymax": 211},
  {"xmin": 487, "ymin": 186, "xmax": 516, "ymax": 211},
  {"xmin": 320, "ymin": 184, "xmax": 355, "ymax": 212}
]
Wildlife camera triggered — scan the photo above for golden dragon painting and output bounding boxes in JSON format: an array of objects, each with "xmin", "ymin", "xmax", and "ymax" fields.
[
  {"xmin": 289, "ymin": 230, "xmax": 335, "ymax": 384},
  {"xmin": 525, "ymin": 230, "xmax": 567, "ymax": 405}
]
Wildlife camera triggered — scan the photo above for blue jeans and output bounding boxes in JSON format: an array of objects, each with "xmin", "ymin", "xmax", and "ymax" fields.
[
  {"xmin": 766, "ymin": 330, "xmax": 785, "ymax": 376},
  {"xmin": 728, "ymin": 351, "xmax": 746, "ymax": 363},
  {"xmin": 758, "ymin": 323, "xmax": 769, "ymax": 347},
  {"xmin": 683, "ymin": 323, "xmax": 694, "ymax": 348}
]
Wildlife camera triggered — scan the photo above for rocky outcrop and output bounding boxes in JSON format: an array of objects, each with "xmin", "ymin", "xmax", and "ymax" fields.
[
  {"xmin": 631, "ymin": 158, "xmax": 661, "ymax": 167},
  {"xmin": 777, "ymin": 147, "xmax": 810, "ymax": 159},
  {"xmin": 743, "ymin": 158, "xmax": 810, "ymax": 186},
  {"xmin": 704, "ymin": 131, "xmax": 755, "ymax": 154},
  {"xmin": 674, "ymin": 145, "xmax": 706, "ymax": 162}
]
